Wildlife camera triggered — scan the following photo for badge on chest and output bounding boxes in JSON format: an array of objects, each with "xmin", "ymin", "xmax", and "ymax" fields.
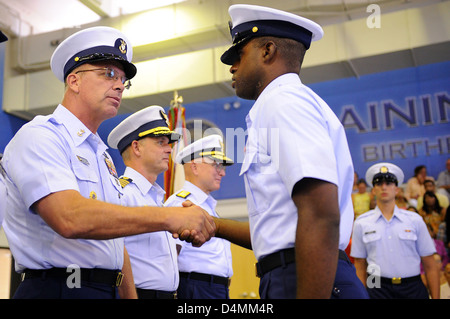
[{"xmin": 103, "ymin": 152, "xmax": 118, "ymax": 179}]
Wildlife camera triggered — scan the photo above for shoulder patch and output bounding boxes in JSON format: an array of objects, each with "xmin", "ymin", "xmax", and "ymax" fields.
[
  {"xmin": 119, "ymin": 176, "xmax": 133, "ymax": 188},
  {"xmin": 176, "ymin": 190, "xmax": 191, "ymax": 199}
]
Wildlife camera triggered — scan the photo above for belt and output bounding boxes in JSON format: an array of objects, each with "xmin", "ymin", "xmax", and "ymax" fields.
[
  {"xmin": 22, "ymin": 268, "xmax": 124, "ymax": 287},
  {"xmin": 136, "ymin": 288, "xmax": 177, "ymax": 299},
  {"xmin": 180, "ymin": 272, "xmax": 231, "ymax": 287},
  {"xmin": 380, "ymin": 275, "xmax": 421, "ymax": 285},
  {"xmin": 255, "ymin": 248, "xmax": 350, "ymax": 278}
]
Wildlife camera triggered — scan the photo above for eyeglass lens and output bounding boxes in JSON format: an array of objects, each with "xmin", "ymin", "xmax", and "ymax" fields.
[
  {"xmin": 76, "ymin": 67, "xmax": 131, "ymax": 89},
  {"xmin": 105, "ymin": 68, "xmax": 131, "ymax": 89}
]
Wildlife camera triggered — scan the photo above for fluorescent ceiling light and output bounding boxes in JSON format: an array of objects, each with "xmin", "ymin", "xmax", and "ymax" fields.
[
  {"xmin": 114, "ymin": 0, "xmax": 187, "ymax": 15},
  {"xmin": 0, "ymin": 0, "xmax": 188, "ymax": 36}
]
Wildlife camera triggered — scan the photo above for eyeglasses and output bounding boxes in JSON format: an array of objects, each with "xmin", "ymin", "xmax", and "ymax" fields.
[
  {"xmin": 206, "ymin": 161, "xmax": 226, "ymax": 173},
  {"xmin": 76, "ymin": 67, "xmax": 131, "ymax": 89}
]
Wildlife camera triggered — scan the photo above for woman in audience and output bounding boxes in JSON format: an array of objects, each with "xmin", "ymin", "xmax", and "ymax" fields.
[
  {"xmin": 405, "ymin": 165, "xmax": 434, "ymax": 207},
  {"xmin": 419, "ymin": 191, "xmax": 446, "ymax": 240}
]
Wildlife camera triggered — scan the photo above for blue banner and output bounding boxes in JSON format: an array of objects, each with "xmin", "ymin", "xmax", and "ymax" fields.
[
  {"xmin": 99, "ymin": 61, "xmax": 449, "ymax": 200},
  {"xmin": 314, "ymin": 61, "xmax": 449, "ymax": 183}
]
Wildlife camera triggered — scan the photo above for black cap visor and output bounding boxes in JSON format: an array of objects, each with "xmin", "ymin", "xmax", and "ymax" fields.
[
  {"xmin": 372, "ymin": 173, "xmax": 398, "ymax": 186},
  {"xmin": 64, "ymin": 51, "xmax": 137, "ymax": 81}
]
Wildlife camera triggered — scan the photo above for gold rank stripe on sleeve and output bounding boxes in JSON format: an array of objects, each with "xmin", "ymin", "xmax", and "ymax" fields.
[
  {"xmin": 176, "ymin": 191, "xmax": 191, "ymax": 199},
  {"xmin": 119, "ymin": 177, "xmax": 133, "ymax": 188}
]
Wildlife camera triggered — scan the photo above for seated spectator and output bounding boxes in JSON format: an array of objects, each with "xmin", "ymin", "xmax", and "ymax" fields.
[
  {"xmin": 395, "ymin": 187, "xmax": 409, "ymax": 209},
  {"xmin": 421, "ymin": 254, "xmax": 441, "ymax": 291},
  {"xmin": 405, "ymin": 165, "xmax": 434, "ymax": 207},
  {"xmin": 419, "ymin": 191, "xmax": 446, "ymax": 239},
  {"xmin": 351, "ymin": 178, "xmax": 372, "ymax": 219},
  {"xmin": 352, "ymin": 171, "xmax": 359, "ymax": 194},
  {"xmin": 441, "ymin": 263, "xmax": 450, "ymax": 299},
  {"xmin": 429, "ymin": 229, "xmax": 449, "ymax": 270},
  {"xmin": 445, "ymin": 206, "xmax": 450, "ymax": 252},
  {"xmin": 407, "ymin": 206, "xmax": 419, "ymax": 214},
  {"xmin": 436, "ymin": 159, "xmax": 450, "ymax": 202},
  {"xmin": 420, "ymin": 220, "xmax": 449, "ymax": 290},
  {"xmin": 417, "ymin": 179, "xmax": 449, "ymax": 211}
]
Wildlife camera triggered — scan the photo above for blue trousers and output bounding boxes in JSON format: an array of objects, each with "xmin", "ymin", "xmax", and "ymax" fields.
[
  {"xmin": 259, "ymin": 256, "xmax": 369, "ymax": 299},
  {"xmin": 177, "ymin": 275, "xmax": 229, "ymax": 299},
  {"xmin": 367, "ymin": 278, "xmax": 429, "ymax": 299},
  {"xmin": 14, "ymin": 276, "xmax": 119, "ymax": 299}
]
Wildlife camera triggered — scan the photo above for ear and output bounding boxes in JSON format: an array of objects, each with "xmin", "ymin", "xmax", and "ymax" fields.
[
  {"xmin": 189, "ymin": 162, "xmax": 200, "ymax": 176},
  {"xmin": 130, "ymin": 140, "xmax": 141, "ymax": 157},
  {"xmin": 262, "ymin": 40, "xmax": 277, "ymax": 63},
  {"xmin": 66, "ymin": 73, "xmax": 80, "ymax": 93}
]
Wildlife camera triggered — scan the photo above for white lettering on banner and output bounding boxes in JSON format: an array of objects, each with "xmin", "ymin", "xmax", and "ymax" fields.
[
  {"xmin": 168, "ymin": 91, "xmax": 449, "ymax": 166},
  {"xmin": 339, "ymin": 91, "xmax": 450, "ymax": 163},
  {"xmin": 362, "ymin": 136, "xmax": 450, "ymax": 162},
  {"xmin": 340, "ymin": 92, "xmax": 449, "ymax": 132}
]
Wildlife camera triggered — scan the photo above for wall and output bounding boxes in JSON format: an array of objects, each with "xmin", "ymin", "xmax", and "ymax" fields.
[{"xmin": 0, "ymin": 42, "xmax": 26, "ymax": 154}]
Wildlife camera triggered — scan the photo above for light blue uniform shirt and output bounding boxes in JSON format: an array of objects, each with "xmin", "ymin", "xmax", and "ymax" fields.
[
  {"xmin": 164, "ymin": 181, "xmax": 233, "ymax": 278},
  {"xmin": 350, "ymin": 206, "xmax": 436, "ymax": 278},
  {"xmin": 240, "ymin": 73, "xmax": 355, "ymax": 261},
  {"xmin": 0, "ymin": 166, "xmax": 6, "ymax": 226},
  {"xmin": 120, "ymin": 167, "xmax": 179, "ymax": 291},
  {"xmin": 2, "ymin": 105, "xmax": 124, "ymax": 272}
]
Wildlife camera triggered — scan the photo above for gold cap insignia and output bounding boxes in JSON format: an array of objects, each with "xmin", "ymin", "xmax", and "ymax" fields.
[
  {"xmin": 160, "ymin": 110, "xmax": 170, "ymax": 127},
  {"xmin": 118, "ymin": 39, "xmax": 127, "ymax": 54}
]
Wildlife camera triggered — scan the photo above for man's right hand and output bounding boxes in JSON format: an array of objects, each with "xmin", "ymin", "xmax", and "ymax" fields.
[{"xmin": 169, "ymin": 201, "xmax": 216, "ymax": 247}]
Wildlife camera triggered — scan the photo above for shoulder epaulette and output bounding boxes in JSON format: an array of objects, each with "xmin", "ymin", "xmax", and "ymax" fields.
[
  {"xmin": 176, "ymin": 190, "xmax": 191, "ymax": 199},
  {"xmin": 119, "ymin": 176, "xmax": 133, "ymax": 188}
]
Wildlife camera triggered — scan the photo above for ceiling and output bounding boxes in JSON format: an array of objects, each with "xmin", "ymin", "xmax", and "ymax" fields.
[
  {"xmin": 0, "ymin": 0, "xmax": 193, "ymax": 36},
  {"xmin": 0, "ymin": 0, "xmax": 446, "ymax": 37}
]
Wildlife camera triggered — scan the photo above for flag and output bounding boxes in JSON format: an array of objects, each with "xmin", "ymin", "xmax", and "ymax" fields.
[{"xmin": 164, "ymin": 91, "xmax": 189, "ymax": 199}]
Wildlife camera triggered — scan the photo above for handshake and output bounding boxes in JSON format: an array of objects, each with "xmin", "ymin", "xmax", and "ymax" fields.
[
  {"xmin": 168, "ymin": 200, "xmax": 251, "ymax": 249},
  {"xmin": 169, "ymin": 200, "xmax": 216, "ymax": 247}
]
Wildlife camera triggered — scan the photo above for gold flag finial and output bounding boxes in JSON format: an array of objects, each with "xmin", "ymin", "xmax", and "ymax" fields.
[{"xmin": 170, "ymin": 90, "xmax": 183, "ymax": 109}]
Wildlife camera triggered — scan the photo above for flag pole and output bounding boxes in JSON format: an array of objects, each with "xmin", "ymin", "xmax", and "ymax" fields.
[{"xmin": 165, "ymin": 90, "xmax": 188, "ymax": 199}]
